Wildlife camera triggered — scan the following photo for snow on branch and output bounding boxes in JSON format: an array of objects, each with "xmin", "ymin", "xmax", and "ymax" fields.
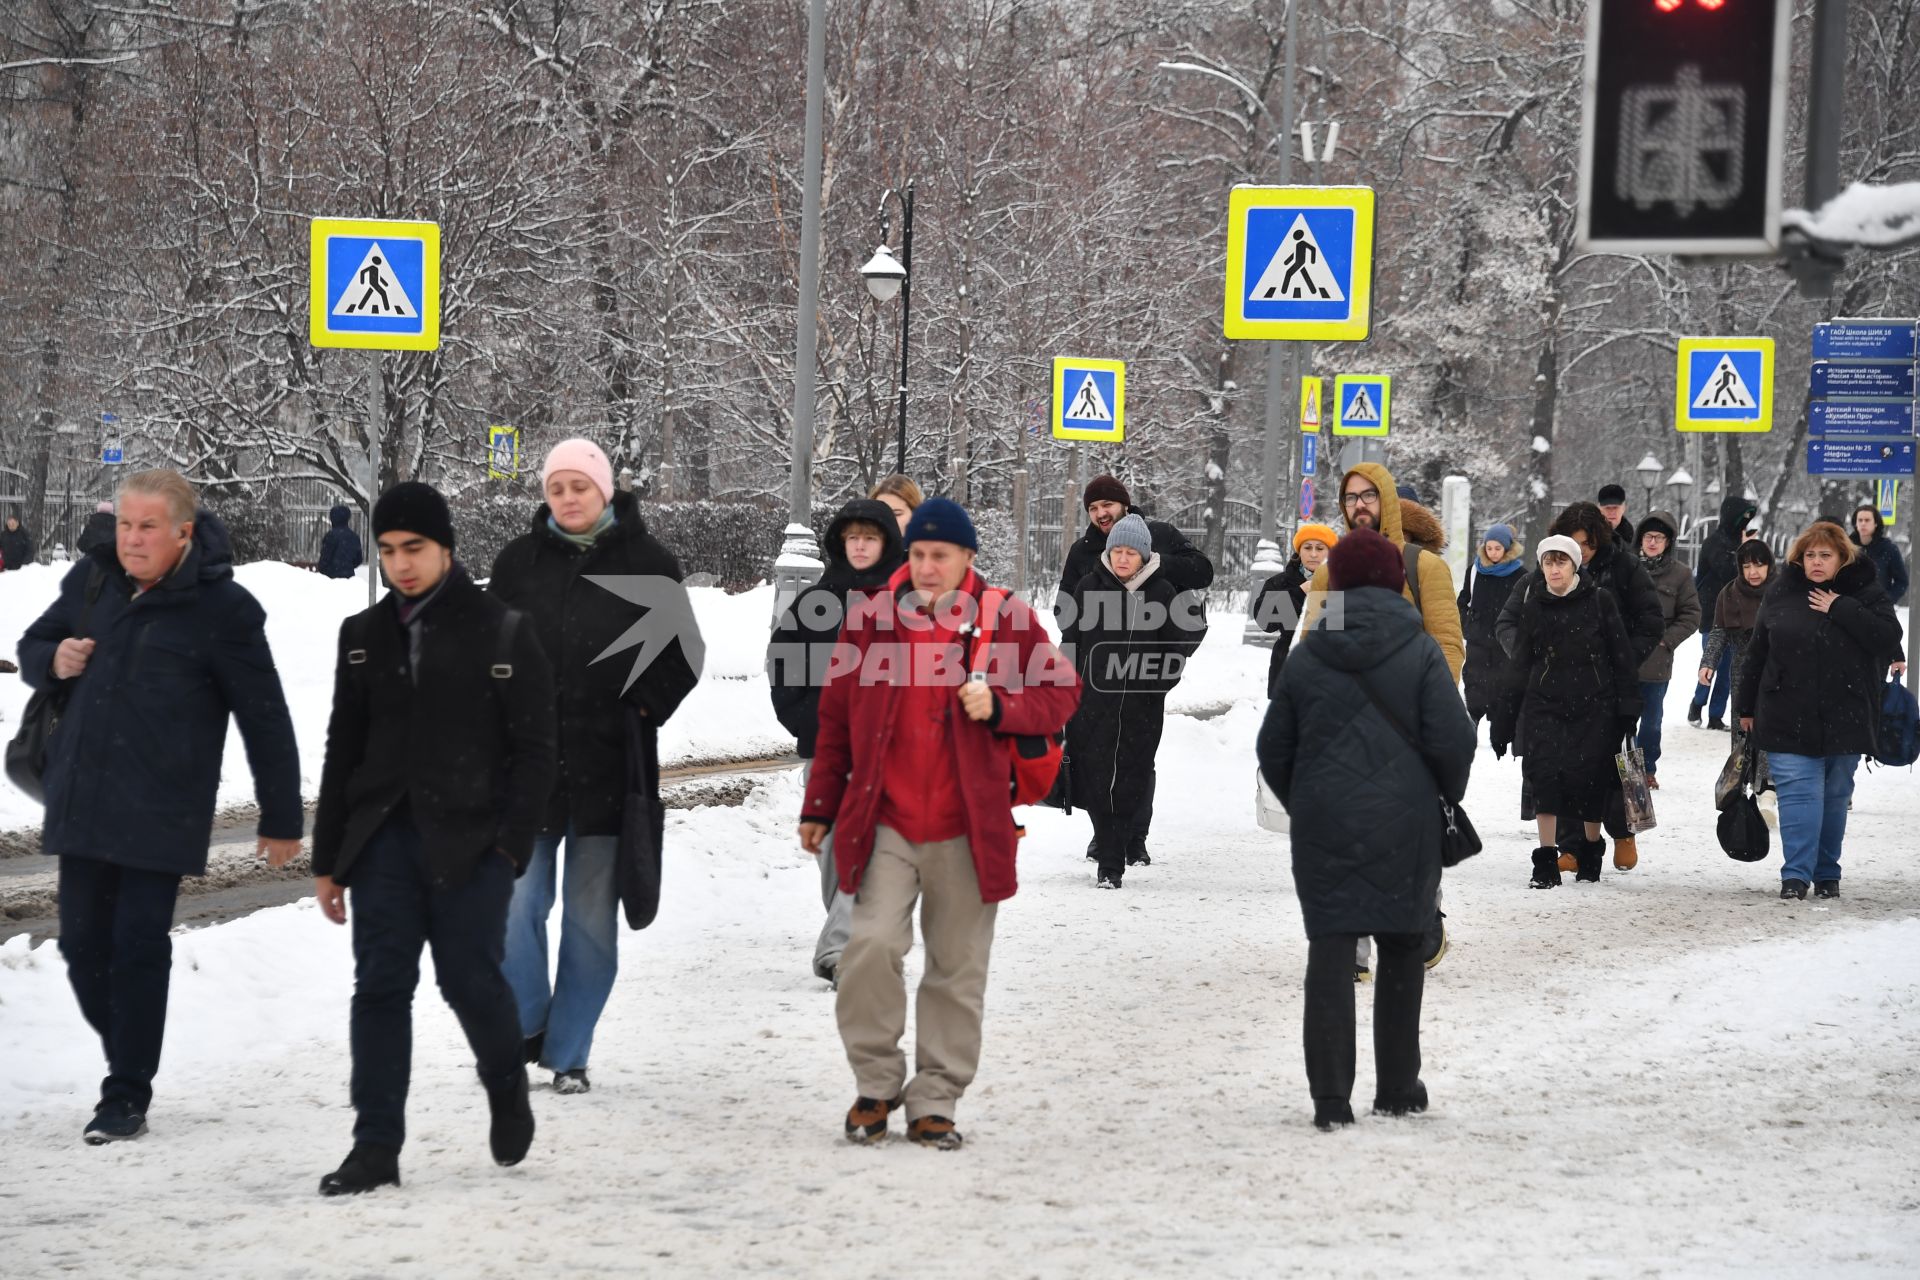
[{"xmin": 1784, "ymin": 182, "xmax": 1920, "ymax": 250}]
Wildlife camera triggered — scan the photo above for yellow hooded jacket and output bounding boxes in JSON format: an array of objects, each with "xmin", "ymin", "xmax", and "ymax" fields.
[{"xmin": 1300, "ymin": 462, "xmax": 1466, "ymax": 683}]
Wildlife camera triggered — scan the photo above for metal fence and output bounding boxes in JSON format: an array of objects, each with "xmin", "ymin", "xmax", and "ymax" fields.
[{"xmin": 0, "ymin": 474, "xmax": 355, "ymax": 566}]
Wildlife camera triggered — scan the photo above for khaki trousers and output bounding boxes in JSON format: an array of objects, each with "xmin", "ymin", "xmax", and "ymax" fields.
[{"xmin": 835, "ymin": 824, "xmax": 998, "ymax": 1121}]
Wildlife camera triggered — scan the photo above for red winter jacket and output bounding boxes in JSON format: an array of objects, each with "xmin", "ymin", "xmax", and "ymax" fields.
[{"xmin": 800, "ymin": 565, "xmax": 1081, "ymax": 903}]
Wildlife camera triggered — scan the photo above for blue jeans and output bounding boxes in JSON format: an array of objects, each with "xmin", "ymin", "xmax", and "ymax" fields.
[
  {"xmin": 1692, "ymin": 641, "xmax": 1734, "ymax": 720},
  {"xmin": 504, "ymin": 828, "xmax": 620, "ymax": 1072},
  {"xmin": 1636, "ymin": 680, "xmax": 1668, "ymax": 774},
  {"xmin": 1768, "ymin": 752, "xmax": 1859, "ymax": 885}
]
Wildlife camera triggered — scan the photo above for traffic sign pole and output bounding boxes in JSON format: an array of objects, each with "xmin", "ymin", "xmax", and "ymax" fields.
[{"xmin": 366, "ymin": 354, "xmax": 382, "ymax": 607}]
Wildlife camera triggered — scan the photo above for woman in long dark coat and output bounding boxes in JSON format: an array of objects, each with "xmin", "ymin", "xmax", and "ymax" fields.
[
  {"xmin": 1065, "ymin": 514, "xmax": 1205, "ymax": 889},
  {"xmin": 1457, "ymin": 522, "xmax": 1525, "ymax": 727},
  {"xmin": 1258, "ymin": 528, "xmax": 1475, "ymax": 1131}
]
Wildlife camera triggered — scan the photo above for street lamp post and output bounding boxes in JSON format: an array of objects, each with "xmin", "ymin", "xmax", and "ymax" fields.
[
  {"xmin": 861, "ymin": 180, "xmax": 915, "ymax": 477},
  {"xmin": 1635, "ymin": 452, "xmax": 1663, "ymax": 514}
]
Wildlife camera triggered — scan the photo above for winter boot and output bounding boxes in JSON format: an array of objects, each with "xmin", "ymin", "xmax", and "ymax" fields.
[
  {"xmin": 82, "ymin": 1098, "xmax": 147, "ymax": 1145},
  {"xmin": 1372, "ymin": 1081, "xmax": 1429, "ymax": 1118},
  {"xmin": 1095, "ymin": 871, "xmax": 1123, "ymax": 890},
  {"xmin": 1125, "ymin": 837, "xmax": 1152, "ymax": 867},
  {"xmin": 1686, "ymin": 702, "xmax": 1702, "ymax": 727},
  {"xmin": 522, "ymin": 1031, "xmax": 545, "ymax": 1066},
  {"xmin": 1707, "ymin": 716, "xmax": 1729, "ymax": 731},
  {"xmin": 318, "ymin": 1144, "xmax": 401, "ymax": 1197},
  {"xmin": 1814, "ymin": 879, "xmax": 1841, "ymax": 899},
  {"xmin": 906, "ymin": 1115, "xmax": 964, "ymax": 1150},
  {"xmin": 1612, "ymin": 836, "xmax": 1639, "ymax": 871},
  {"xmin": 1529, "ymin": 847, "xmax": 1562, "ymax": 889},
  {"xmin": 845, "ymin": 1094, "xmax": 903, "ymax": 1144},
  {"xmin": 1423, "ymin": 913, "xmax": 1449, "ymax": 970},
  {"xmin": 1574, "ymin": 836, "xmax": 1604, "ymax": 883},
  {"xmin": 1780, "ymin": 879, "xmax": 1810, "ymax": 900},
  {"xmin": 1313, "ymin": 1100, "xmax": 1355, "ymax": 1132},
  {"xmin": 553, "ymin": 1069, "xmax": 590, "ymax": 1096},
  {"xmin": 486, "ymin": 1068, "xmax": 536, "ymax": 1167}
]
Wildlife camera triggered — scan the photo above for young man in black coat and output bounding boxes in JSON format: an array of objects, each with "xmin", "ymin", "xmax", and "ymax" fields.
[
  {"xmin": 767, "ymin": 497, "xmax": 905, "ymax": 978},
  {"xmin": 1690, "ymin": 494, "xmax": 1758, "ymax": 726},
  {"xmin": 17, "ymin": 470, "xmax": 303, "ymax": 1144},
  {"xmin": 310, "ymin": 482, "xmax": 557, "ymax": 1196},
  {"xmin": 1055, "ymin": 474, "xmax": 1214, "ymax": 864}
]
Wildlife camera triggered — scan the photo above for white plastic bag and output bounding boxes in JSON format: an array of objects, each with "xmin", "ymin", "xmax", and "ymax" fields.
[{"xmin": 1255, "ymin": 768, "xmax": 1290, "ymax": 834}]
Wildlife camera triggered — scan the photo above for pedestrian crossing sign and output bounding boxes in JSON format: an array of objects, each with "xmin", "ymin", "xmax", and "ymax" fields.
[
  {"xmin": 1052, "ymin": 357, "xmax": 1125, "ymax": 443},
  {"xmin": 1224, "ymin": 186, "xmax": 1375, "ymax": 342},
  {"xmin": 1333, "ymin": 374, "xmax": 1391, "ymax": 437},
  {"xmin": 1300, "ymin": 376, "xmax": 1323, "ymax": 432},
  {"xmin": 488, "ymin": 425, "xmax": 519, "ymax": 479},
  {"xmin": 1676, "ymin": 337, "xmax": 1773, "ymax": 432},
  {"xmin": 309, "ymin": 217, "xmax": 441, "ymax": 351}
]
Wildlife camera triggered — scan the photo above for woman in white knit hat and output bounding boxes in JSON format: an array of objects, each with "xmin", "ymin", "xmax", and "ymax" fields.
[{"xmin": 488, "ymin": 439, "xmax": 702, "ymax": 1094}]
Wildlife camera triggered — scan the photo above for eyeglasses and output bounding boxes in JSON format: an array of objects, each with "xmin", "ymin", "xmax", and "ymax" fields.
[{"xmin": 1341, "ymin": 488, "xmax": 1381, "ymax": 507}]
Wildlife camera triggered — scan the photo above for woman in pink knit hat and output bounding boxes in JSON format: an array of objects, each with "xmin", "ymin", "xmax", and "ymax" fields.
[{"xmin": 487, "ymin": 439, "xmax": 702, "ymax": 1094}]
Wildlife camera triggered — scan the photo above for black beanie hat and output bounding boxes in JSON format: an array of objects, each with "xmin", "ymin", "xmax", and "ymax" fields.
[
  {"xmin": 1597, "ymin": 483, "xmax": 1628, "ymax": 504},
  {"xmin": 373, "ymin": 481, "xmax": 456, "ymax": 550},
  {"xmin": 1083, "ymin": 474, "xmax": 1131, "ymax": 511}
]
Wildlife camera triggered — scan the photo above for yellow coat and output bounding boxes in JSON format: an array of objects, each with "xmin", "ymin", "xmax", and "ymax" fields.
[{"xmin": 1299, "ymin": 462, "xmax": 1466, "ymax": 683}]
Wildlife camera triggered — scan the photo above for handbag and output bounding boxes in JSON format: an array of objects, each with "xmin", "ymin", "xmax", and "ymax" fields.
[
  {"xmin": 1716, "ymin": 746, "xmax": 1770, "ymax": 863},
  {"xmin": 617, "ymin": 701, "xmax": 667, "ymax": 930},
  {"xmin": 1254, "ymin": 768, "xmax": 1290, "ymax": 833},
  {"xmin": 5, "ymin": 565, "xmax": 106, "ymax": 803},
  {"xmin": 1353, "ymin": 673, "xmax": 1482, "ymax": 867},
  {"xmin": 1614, "ymin": 743, "xmax": 1657, "ymax": 833}
]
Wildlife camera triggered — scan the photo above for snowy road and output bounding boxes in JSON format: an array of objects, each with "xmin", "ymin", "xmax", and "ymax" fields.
[{"xmin": 6, "ymin": 655, "xmax": 1918, "ymax": 1278}]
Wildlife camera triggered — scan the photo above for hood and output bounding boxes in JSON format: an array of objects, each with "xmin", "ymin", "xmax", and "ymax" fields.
[
  {"xmin": 1717, "ymin": 494, "xmax": 1757, "ymax": 534},
  {"xmin": 1303, "ymin": 583, "xmax": 1427, "ymax": 671},
  {"xmin": 823, "ymin": 498, "xmax": 906, "ymax": 588},
  {"xmin": 1399, "ymin": 499, "xmax": 1445, "ymax": 553},
  {"xmin": 328, "ymin": 504, "xmax": 352, "ymax": 528},
  {"xmin": 1477, "ymin": 536, "xmax": 1526, "ymax": 576},
  {"xmin": 1338, "ymin": 462, "xmax": 1404, "ymax": 546},
  {"xmin": 1636, "ymin": 509, "xmax": 1678, "ymax": 545}
]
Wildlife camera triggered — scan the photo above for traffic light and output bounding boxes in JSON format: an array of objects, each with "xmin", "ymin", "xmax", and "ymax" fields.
[{"xmin": 1576, "ymin": 0, "xmax": 1791, "ymax": 255}]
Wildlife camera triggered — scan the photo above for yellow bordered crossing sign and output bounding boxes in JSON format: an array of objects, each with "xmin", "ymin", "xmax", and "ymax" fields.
[
  {"xmin": 1333, "ymin": 374, "xmax": 1391, "ymax": 437},
  {"xmin": 1224, "ymin": 186, "xmax": 1375, "ymax": 342},
  {"xmin": 1052, "ymin": 357, "xmax": 1125, "ymax": 443},
  {"xmin": 1300, "ymin": 375, "xmax": 1323, "ymax": 432},
  {"xmin": 309, "ymin": 217, "xmax": 441, "ymax": 351},
  {"xmin": 1676, "ymin": 337, "xmax": 1774, "ymax": 433}
]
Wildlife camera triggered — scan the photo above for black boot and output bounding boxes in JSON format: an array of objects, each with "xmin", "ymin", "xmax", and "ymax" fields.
[
  {"xmin": 1573, "ymin": 835, "xmax": 1603, "ymax": 883},
  {"xmin": 523, "ymin": 1030, "xmax": 545, "ymax": 1065},
  {"xmin": 318, "ymin": 1144, "xmax": 401, "ymax": 1197},
  {"xmin": 1313, "ymin": 1100, "xmax": 1355, "ymax": 1132},
  {"xmin": 486, "ymin": 1068, "xmax": 536, "ymax": 1167},
  {"xmin": 1529, "ymin": 846, "xmax": 1561, "ymax": 889},
  {"xmin": 1372, "ymin": 1081, "xmax": 1429, "ymax": 1117}
]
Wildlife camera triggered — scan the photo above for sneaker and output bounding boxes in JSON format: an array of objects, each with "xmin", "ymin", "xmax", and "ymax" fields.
[
  {"xmin": 1095, "ymin": 872, "xmax": 1122, "ymax": 890},
  {"xmin": 1530, "ymin": 847, "xmax": 1562, "ymax": 889},
  {"xmin": 1354, "ymin": 965, "xmax": 1373, "ymax": 985},
  {"xmin": 486, "ymin": 1068, "xmax": 536, "ymax": 1167},
  {"xmin": 1707, "ymin": 717, "xmax": 1729, "ymax": 731},
  {"xmin": 845, "ymin": 1094, "xmax": 903, "ymax": 1144},
  {"xmin": 1612, "ymin": 837, "xmax": 1638, "ymax": 871},
  {"xmin": 553, "ymin": 1069, "xmax": 591, "ymax": 1095},
  {"xmin": 907, "ymin": 1115, "xmax": 964, "ymax": 1150},
  {"xmin": 1313, "ymin": 1101, "xmax": 1355, "ymax": 1132},
  {"xmin": 1372, "ymin": 1082, "xmax": 1429, "ymax": 1117},
  {"xmin": 1687, "ymin": 703, "xmax": 1702, "ymax": 726},
  {"xmin": 82, "ymin": 1098, "xmax": 147, "ymax": 1145},
  {"xmin": 1814, "ymin": 880, "xmax": 1841, "ymax": 899},
  {"xmin": 318, "ymin": 1144, "xmax": 401, "ymax": 1197},
  {"xmin": 1780, "ymin": 879, "xmax": 1810, "ymax": 900}
]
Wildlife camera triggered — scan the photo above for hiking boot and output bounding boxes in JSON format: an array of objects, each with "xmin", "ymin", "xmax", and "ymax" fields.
[
  {"xmin": 1687, "ymin": 703, "xmax": 1702, "ymax": 726},
  {"xmin": 906, "ymin": 1115, "xmax": 964, "ymax": 1150},
  {"xmin": 318, "ymin": 1144, "xmax": 401, "ymax": 1197},
  {"xmin": 553, "ymin": 1069, "xmax": 590, "ymax": 1095},
  {"xmin": 845, "ymin": 1094, "xmax": 903, "ymax": 1144},
  {"xmin": 1780, "ymin": 879, "xmax": 1810, "ymax": 900},
  {"xmin": 1814, "ymin": 880, "xmax": 1841, "ymax": 899},
  {"xmin": 1372, "ymin": 1082, "xmax": 1429, "ymax": 1118},
  {"xmin": 486, "ymin": 1069, "xmax": 536, "ymax": 1167},
  {"xmin": 1556, "ymin": 849, "xmax": 1578, "ymax": 873},
  {"xmin": 82, "ymin": 1098, "xmax": 147, "ymax": 1145},
  {"xmin": 1529, "ymin": 847, "xmax": 1562, "ymax": 889},
  {"xmin": 1613, "ymin": 837, "xmax": 1639, "ymax": 871},
  {"xmin": 1574, "ymin": 837, "xmax": 1604, "ymax": 883},
  {"xmin": 1354, "ymin": 964, "xmax": 1373, "ymax": 985},
  {"xmin": 1313, "ymin": 1101, "xmax": 1355, "ymax": 1132}
]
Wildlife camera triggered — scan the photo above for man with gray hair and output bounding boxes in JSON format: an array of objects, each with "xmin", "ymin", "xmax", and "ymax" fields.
[{"xmin": 17, "ymin": 467, "xmax": 303, "ymax": 1145}]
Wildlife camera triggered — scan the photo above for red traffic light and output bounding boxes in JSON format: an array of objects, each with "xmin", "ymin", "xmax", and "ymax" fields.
[{"xmin": 1656, "ymin": 0, "xmax": 1727, "ymax": 9}]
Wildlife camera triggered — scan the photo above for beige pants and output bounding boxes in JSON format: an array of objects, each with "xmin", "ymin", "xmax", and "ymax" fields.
[{"xmin": 835, "ymin": 824, "xmax": 998, "ymax": 1121}]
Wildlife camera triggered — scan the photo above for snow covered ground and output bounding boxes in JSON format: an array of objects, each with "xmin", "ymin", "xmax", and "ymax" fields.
[{"xmin": 4, "ymin": 564, "xmax": 1918, "ymax": 1276}]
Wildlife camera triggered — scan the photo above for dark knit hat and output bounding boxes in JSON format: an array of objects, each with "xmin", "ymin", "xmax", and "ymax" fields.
[
  {"xmin": 1597, "ymin": 483, "xmax": 1628, "ymax": 504},
  {"xmin": 373, "ymin": 481, "xmax": 456, "ymax": 550},
  {"xmin": 1083, "ymin": 475, "xmax": 1131, "ymax": 510},
  {"xmin": 903, "ymin": 497, "xmax": 978, "ymax": 551},
  {"xmin": 1327, "ymin": 527, "xmax": 1406, "ymax": 594}
]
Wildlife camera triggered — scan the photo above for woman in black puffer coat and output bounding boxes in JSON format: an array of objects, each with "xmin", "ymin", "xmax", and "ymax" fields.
[
  {"xmin": 488, "ymin": 439, "xmax": 701, "ymax": 1092},
  {"xmin": 1259, "ymin": 528, "xmax": 1475, "ymax": 1131},
  {"xmin": 1735, "ymin": 523, "xmax": 1904, "ymax": 900},
  {"xmin": 1065, "ymin": 515, "xmax": 1206, "ymax": 888},
  {"xmin": 1490, "ymin": 535, "xmax": 1640, "ymax": 888}
]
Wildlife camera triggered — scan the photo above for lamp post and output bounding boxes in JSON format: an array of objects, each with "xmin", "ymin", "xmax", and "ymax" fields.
[
  {"xmin": 861, "ymin": 180, "xmax": 915, "ymax": 477},
  {"xmin": 1635, "ymin": 452, "xmax": 1663, "ymax": 513}
]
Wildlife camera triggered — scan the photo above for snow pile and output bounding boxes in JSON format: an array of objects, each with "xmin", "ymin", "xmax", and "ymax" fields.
[{"xmin": 1785, "ymin": 180, "xmax": 1920, "ymax": 248}]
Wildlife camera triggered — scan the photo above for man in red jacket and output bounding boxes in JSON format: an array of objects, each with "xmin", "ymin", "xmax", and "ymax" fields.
[{"xmin": 799, "ymin": 498, "xmax": 1079, "ymax": 1150}]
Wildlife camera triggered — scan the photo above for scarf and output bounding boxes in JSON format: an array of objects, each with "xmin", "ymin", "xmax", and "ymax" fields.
[
  {"xmin": 547, "ymin": 506, "xmax": 616, "ymax": 550},
  {"xmin": 1101, "ymin": 549, "xmax": 1163, "ymax": 592},
  {"xmin": 1714, "ymin": 574, "xmax": 1768, "ymax": 633},
  {"xmin": 1476, "ymin": 554, "xmax": 1524, "ymax": 579}
]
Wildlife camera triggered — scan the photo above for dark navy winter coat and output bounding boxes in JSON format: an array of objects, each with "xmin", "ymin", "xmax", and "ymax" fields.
[
  {"xmin": 1258, "ymin": 587, "xmax": 1475, "ymax": 939},
  {"xmin": 16, "ymin": 512, "xmax": 303, "ymax": 876},
  {"xmin": 1851, "ymin": 529, "xmax": 1908, "ymax": 606},
  {"xmin": 316, "ymin": 504, "xmax": 363, "ymax": 579},
  {"xmin": 1, "ymin": 520, "xmax": 33, "ymax": 570}
]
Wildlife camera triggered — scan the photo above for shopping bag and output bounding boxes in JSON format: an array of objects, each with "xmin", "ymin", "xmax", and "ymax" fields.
[
  {"xmin": 1254, "ymin": 768, "xmax": 1290, "ymax": 834},
  {"xmin": 1717, "ymin": 748, "xmax": 1770, "ymax": 863},
  {"xmin": 1714, "ymin": 743, "xmax": 1747, "ymax": 811},
  {"xmin": 1614, "ymin": 745, "xmax": 1657, "ymax": 833}
]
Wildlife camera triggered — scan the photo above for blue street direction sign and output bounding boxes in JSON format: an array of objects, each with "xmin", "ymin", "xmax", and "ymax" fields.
[
  {"xmin": 1301, "ymin": 432, "xmax": 1318, "ymax": 477},
  {"xmin": 1051, "ymin": 357, "xmax": 1125, "ymax": 443},
  {"xmin": 1812, "ymin": 321, "xmax": 1918, "ymax": 363},
  {"xmin": 1299, "ymin": 479, "xmax": 1316, "ymax": 521},
  {"xmin": 102, "ymin": 446, "xmax": 123, "ymax": 464},
  {"xmin": 309, "ymin": 217, "xmax": 441, "ymax": 351},
  {"xmin": 1810, "ymin": 401, "xmax": 1916, "ymax": 438},
  {"xmin": 1808, "ymin": 438, "xmax": 1916, "ymax": 477},
  {"xmin": 1811, "ymin": 362, "xmax": 1916, "ymax": 400},
  {"xmin": 1333, "ymin": 374, "xmax": 1390, "ymax": 436},
  {"xmin": 1675, "ymin": 337, "xmax": 1773, "ymax": 432},
  {"xmin": 1224, "ymin": 186, "xmax": 1375, "ymax": 342}
]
